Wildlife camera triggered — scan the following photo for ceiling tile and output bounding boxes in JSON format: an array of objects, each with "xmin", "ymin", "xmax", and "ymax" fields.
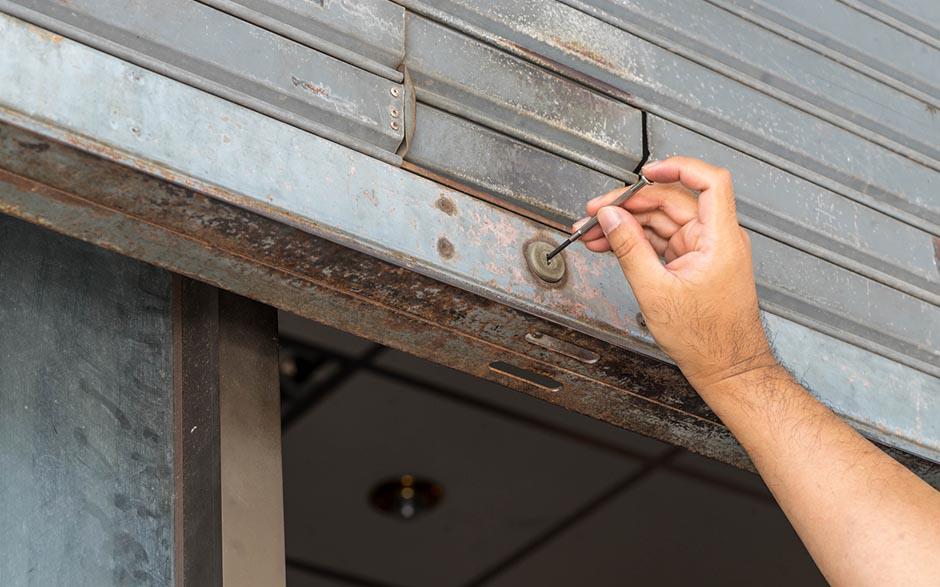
[
  {"xmin": 486, "ymin": 470, "xmax": 825, "ymax": 586},
  {"xmin": 283, "ymin": 372, "xmax": 641, "ymax": 587}
]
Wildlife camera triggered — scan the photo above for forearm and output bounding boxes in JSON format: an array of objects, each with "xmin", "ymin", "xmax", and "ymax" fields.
[{"xmin": 699, "ymin": 365, "xmax": 940, "ymax": 586}]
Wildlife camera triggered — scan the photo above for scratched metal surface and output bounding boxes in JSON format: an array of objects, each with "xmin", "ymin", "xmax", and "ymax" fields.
[
  {"xmin": 2, "ymin": 13, "xmax": 939, "ymax": 463},
  {"xmin": 404, "ymin": 13, "xmax": 642, "ymax": 181},
  {"xmin": 718, "ymin": 0, "xmax": 939, "ymax": 106},
  {"xmin": 0, "ymin": 215, "xmax": 174, "ymax": 585},
  {"xmin": 199, "ymin": 0, "xmax": 405, "ymax": 81},
  {"xmin": 0, "ymin": 0, "xmax": 405, "ymax": 164},
  {"xmin": 406, "ymin": 103, "xmax": 625, "ymax": 227},
  {"xmin": 563, "ymin": 0, "xmax": 940, "ymax": 167},
  {"xmin": 398, "ymin": 0, "xmax": 940, "ymax": 237}
]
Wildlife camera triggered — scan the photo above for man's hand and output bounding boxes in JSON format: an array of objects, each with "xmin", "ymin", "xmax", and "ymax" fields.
[
  {"xmin": 575, "ymin": 157, "xmax": 776, "ymax": 390},
  {"xmin": 579, "ymin": 155, "xmax": 940, "ymax": 586}
]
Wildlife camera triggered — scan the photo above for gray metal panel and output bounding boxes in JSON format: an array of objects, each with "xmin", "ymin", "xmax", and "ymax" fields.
[
  {"xmin": 0, "ymin": 215, "xmax": 174, "ymax": 585},
  {"xmin": 720, "ymin": 0, "xmax": 940, "ymax": 104},
  {"xmin": 0, "ymin": 0, "xmax": 405, "ymax": 162},
  {"xmin": 4, "ymin": 15, "xmax": 939, "ymax": 464},
  {"xmin": 398, "ymin": 0, "xmax": 940, "ymax": 236},
  {"xmin": 406, "ymin": 103, "xmax": 624, "ymax": 226},
  {"xmin": 404, "ymin": 13, "xmax": 642, "ymax": 180},
  {"xmin": 648, "ymin": 117, "xmax": 940, "ymax": 306},
  {"xmin": 748, "ymin": 231, "xmax": 939, "ymax": 376},
  {"xmin": 563, "ymin": 0, "xmax": 940, "ymax": 166},
  {"xmin": 199, "ymin": 0, "xmax": 405, "ymax": 81},
  {"xmin": 847, "ymin": 0, "xmax": 940, "ymax": 48}
]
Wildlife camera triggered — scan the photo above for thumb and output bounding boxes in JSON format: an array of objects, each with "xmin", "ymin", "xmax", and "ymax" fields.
[{"xmin": 597, "ymin": 207, "xmax": 669, "ymax": 300}]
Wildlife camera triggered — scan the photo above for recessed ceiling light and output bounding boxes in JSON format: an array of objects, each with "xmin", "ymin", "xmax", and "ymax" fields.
[{"xmin": 369, "ymin": 475, "xmax": 444, "ymax": 520}]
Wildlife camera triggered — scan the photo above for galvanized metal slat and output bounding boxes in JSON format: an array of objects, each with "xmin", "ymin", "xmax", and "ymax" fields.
[
  {"xmin": 398, "ymin": 0, "xmax": 940, "ymax": 237},
  {"xmin": 198, "ymin": 0, "xmax": 406, "ymax": 81},
  {"xmin": 0, "ymin": 0, "xmax": 405, "ymax": 163},
  {"xmin": 649, "ymin": 117, "xmax": 940, "ymax": 307},
  {"xmin": 719, "ymin": 0, "xmax": 940, "ymax": 104},
  {"xmin": 404, "ymin": 13, "xmax": 643, "ymax": 181},
  {"xmin": 563, "ymin": 0, "xmax": 940, "ymax": 167},
  {"xmin": 406, "ymin": 103, "xmax": 624, "ymax": 227},
  {"xmin": 846, "ymin": 0, "xmax": 940, "ymax": 48},
  {"xmin": 748, "ymin": 231, "xmax": 940, "ymax": 376},
  {"xmin": 2, "ymin": 13, "xmax": 940, "ymax": 462}
]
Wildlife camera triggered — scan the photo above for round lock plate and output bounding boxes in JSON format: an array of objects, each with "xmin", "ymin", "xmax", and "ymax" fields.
[{"xmin": 524, "ymin": 241, "xmax": 566, "ymax": 283}]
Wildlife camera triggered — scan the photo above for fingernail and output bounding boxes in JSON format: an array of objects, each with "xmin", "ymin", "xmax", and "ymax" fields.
[
  {"xmin": 642, "ymin": 160, "xmax": 661, "ymax": 172},
  {"xmin": 597, "ymin": 207, "xmax": 621, "ymax": 235},
  {"xmin": 572, "ymin": 216, "xmax": 590, "ymax": 231}
]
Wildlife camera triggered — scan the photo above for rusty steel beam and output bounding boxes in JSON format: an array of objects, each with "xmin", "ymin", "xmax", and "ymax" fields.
[{"xmin": 1, "ymin": 120, "xmax": 938, "ymax": 487}]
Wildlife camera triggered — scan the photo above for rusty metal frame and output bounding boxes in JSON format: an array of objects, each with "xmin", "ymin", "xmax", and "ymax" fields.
[
  {"xmin": 0, "ymin": 120, "xmax": 937, "ymax": 486},
  {"xmin": 0, "ymin": 12, "xmax": 938, "ymax": 475}
]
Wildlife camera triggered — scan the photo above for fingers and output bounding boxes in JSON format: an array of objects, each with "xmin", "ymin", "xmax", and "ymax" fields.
[
  {"xmin": 596, "ymin": 206, "xmax": 670, "ymax": 300},
  {"xmin": 586, "ymin": 182, "xmax": 697, "ymax": 225},
  {"xmin": 642, "ymin": 157, "xmax": 738, "ymax": 232}
]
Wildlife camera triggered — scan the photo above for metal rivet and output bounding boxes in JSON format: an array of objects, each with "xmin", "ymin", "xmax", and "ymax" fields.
[
  {"xmin": 390, "ymin": 87, "xmax": 401, "ymax": 97},
  {"xmin": 524, "ymin": 241, "xmax": 566, "ymax": 284},
  {"xmin": 390, "ymin": 106, "xmax": 400, "ymax": 118},
  {"xmin": 437, "ymin": 236, "xmax": 454, "ymax": 259},
  {"xmin": 390, "ymin": 120, "xmax": 401, "ymax": 131}
]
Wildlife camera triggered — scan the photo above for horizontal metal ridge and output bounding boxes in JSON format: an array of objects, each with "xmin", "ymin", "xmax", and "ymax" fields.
[
  {"xmin": 650, "ymin": 117, "xmax": 940, "ymax": 307},
  {"xmin": 0, "ymin": 0, "xmax": 405, "ymax": 164},
  {"xmin": 405, "ymin": 104, "xmax": 625, "ymax": 228},
  {"xmin": 2, "ymin": 12, "xmax": 940, "ymax": 461},
  {"xmin": 396, "ymin": 0, "xmax": 940, "ymax": 237},
  {"xmin": 844, "ymin": 0, "xmax": 940, "ymax": 49},
  {"xmin": 405, "ymin": 13, "xmax": 643, "ymax": 181},
  {"xmin": 560, "ymin": 0, "xmax": 940, "ymax": 169},
  {"xmin": 198, "ymin": 0, "xmax": 406, "ymax": 82},
  {"xmin": 718, "ymin": 0, "xmax": 940, "ymax": 104}
]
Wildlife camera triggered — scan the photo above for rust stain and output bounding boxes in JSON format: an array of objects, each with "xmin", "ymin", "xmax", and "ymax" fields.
[
  {"xmin": 436, "ymin": 236, "xmax": 455, "ymax": 260},
  {"xmin": 926, "ymin": 103, "xmax": 938, "ymax": 115},
  {"xmin": 401, "ymin": 162, "xmax": 568, "ymax": 232},
  {"xmin": 25, "ymin": 21, "xmax": 63, "ymax": 44},
  {"xmin": 14, "ymin": 139, "xmax": 51, "ymax": 153},
  {"xmin": 553, "ymin": 38, "xmax": 614, "ymax": 69},
  {"xmin": 435, "ymin": 195, "xmax": 456, "ymax": 216},
  {"xmin": 290, "ymin": 75, "xmax": 329, "ymax": 97}
]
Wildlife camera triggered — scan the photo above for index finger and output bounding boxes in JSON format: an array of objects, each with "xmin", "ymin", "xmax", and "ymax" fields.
[{"xmin": 641, "ymin": 156, "xmax": 738, "ymax": 231}]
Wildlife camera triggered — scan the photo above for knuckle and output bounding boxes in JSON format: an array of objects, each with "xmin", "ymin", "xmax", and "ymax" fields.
[
  {"xmin": 610, "ymin": 231, "xmax": 639, "ymax": 260},
  {"xmin": 714, "ymin": 167, "xmax": 733, "ymax": 185}
]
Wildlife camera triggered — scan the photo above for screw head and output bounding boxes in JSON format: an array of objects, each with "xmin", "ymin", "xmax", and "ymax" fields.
[
  {"xmin": 390, "ymin": 120, "xmax": 401, "ymax": 131},
  {"xmin": 524, "ymin": 241, "xmax": 566, "ymax": 284},
  {"xmin": 390, "ymin": 87, "xmax": 401, "ymax": 98},
  {"xmin": 390, "ymin": 106, "xmax": 400, "ymax": 118}
]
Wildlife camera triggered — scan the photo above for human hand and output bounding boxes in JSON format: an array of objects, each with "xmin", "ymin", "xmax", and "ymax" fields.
[{"xmin": 577, "ymin": 157, "xmax": 778, "ymax": 392}]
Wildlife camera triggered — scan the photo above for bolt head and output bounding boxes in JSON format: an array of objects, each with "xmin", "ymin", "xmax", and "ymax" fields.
[{"xmin": 524, "ymin": 241, "xmax": 566, "ymax": 283}]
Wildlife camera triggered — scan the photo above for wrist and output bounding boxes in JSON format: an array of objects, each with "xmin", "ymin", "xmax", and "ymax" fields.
[{"xmin": 686, "ymin": 352, "xmax": 786, "ymax": 399}]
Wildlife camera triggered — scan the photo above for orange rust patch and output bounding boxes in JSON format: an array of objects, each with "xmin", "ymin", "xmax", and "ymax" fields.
[
  {"xmin": 291, "ymin": 76, "xmax": 329, "ymax": 97},
  {"xmin": 553, "ymin": 39, "xmax": 614, "ymax": 69}
]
